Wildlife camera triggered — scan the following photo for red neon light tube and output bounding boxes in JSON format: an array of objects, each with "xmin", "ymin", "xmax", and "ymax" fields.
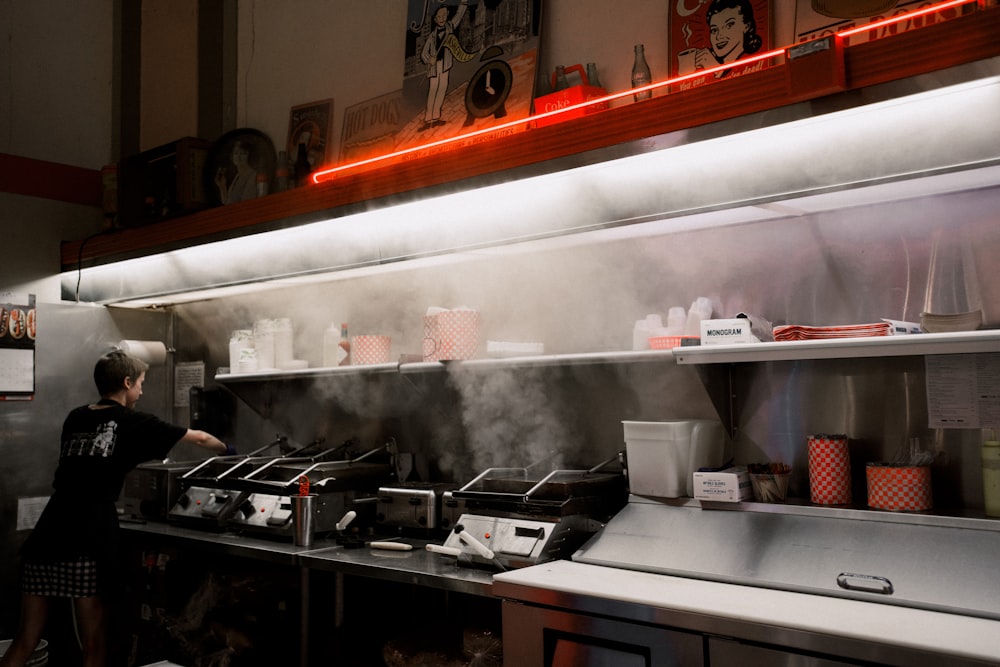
[
  {"xmin": 312, "ymin": 0, "xmax": 976, "ymax": 185},
  {"xmin": 838, "ymin": 0, "xmax": 970, "ymax": 37}
]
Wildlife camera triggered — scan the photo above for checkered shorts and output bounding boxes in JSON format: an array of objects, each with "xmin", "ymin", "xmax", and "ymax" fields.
[{"xmin": 22, "ymin": 557, "xmax": 100, "ymax": 597}]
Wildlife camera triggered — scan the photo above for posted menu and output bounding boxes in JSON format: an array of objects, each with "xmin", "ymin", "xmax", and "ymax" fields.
[{"xmin": 926, "ymin": 353, "xmax": 1000, "ymax": 429}]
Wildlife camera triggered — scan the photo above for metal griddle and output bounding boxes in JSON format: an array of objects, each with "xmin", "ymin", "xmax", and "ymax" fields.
[{"xmin": 436, "ymin": 462, "xmax": 628, "ymax": 570}]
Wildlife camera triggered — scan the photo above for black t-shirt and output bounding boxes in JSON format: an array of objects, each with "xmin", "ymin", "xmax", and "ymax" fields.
[
  {"xmin": 23, "ymin": 400, "xmax": 187, "ymax": 563},
  {"xmin": 53, "ymin": 400, "xmax": 186, "ymax": 501}
]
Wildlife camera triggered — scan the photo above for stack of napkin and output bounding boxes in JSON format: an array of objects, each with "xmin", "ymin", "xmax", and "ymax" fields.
[{"xmin": 772, "ymin": 322, "xmax": 893, "ymax": 341}]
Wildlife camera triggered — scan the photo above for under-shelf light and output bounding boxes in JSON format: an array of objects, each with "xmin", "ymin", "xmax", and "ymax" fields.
[
  {"xmin": 312, "ymin": 0, "xmax": 977, "ymax": 185},
  {"xmin": 60, "ymin": 2, "xmax": 996, "ymax": 307}
]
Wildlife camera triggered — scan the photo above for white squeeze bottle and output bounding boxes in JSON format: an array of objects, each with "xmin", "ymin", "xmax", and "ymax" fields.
[{"xmin": 323, "ymin": 323, "xmax": 341, "ymax": 367}]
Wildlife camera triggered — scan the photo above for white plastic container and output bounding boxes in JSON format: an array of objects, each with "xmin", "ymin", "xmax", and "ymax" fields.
[
  {"xmin": 273, "ymin": 317, "xmax": 294, "ymax": 369},
  {"xmin": 253, "ymin": 319, "xmax": 276, "ymax": 369},
  {"xmin": 228, "ymin": 329, "xmax": 252, "ymax": 373},
  {"xmin": 623, "ymin": 420, "xmax": 726, "ymax": 498},
  {"xmin": 238, "ymin": 347, "xmax": 258, "ymax": 374}
]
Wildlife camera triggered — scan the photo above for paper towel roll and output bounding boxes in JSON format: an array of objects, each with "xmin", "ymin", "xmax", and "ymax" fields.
[{"xmin": 117, "ymin": 339, "xmax": 168, "ymax": 365}]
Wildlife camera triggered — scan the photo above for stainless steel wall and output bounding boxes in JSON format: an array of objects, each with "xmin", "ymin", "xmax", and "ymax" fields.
[
  {"xmin": 0, "ymin": 304, "xmax": 171, "ymax": 634},
  {"xmin": 172, "ymin": 182, "xmax": 999, "ymax": 510}
]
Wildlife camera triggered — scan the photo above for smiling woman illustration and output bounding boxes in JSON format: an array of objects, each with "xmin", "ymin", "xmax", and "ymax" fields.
[{"xmin": 693, "ymin": 0, "xmax": 763, "ymax": 75}]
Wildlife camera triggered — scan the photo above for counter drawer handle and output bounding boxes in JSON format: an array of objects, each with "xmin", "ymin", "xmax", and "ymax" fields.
[{"xmin": 836, "ymin": 572, "xmax": 894, "ymax": 595}]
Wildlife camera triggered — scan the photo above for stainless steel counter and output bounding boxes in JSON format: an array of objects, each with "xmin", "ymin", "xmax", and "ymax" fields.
[
  {"xmin": 120, "ymin": 520, "xmax": 494, "ymax": 596},
  {"xmin": 494, "ymin": 560, "xmax": 1000, "ymax": 666}
]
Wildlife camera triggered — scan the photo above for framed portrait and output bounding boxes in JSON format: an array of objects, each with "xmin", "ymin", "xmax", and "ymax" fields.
[
  {"xmin": 669, "ymin": 0, "xmax": 773, "ymax": 91},
  {"xmin": 204, "ymin": 128, "xmax": 277, "ymax": 206},
  {"xmin": 287, "ymin": 99, "xmax": 335, "ymax": 172}
]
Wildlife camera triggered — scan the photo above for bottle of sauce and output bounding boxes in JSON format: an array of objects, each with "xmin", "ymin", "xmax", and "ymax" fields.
[
  {"xmin": 631, "ymin": 44, "xmax": 652, "ymax": 101},
  {"xmin": 323, "ymin": 324, "xmax": 340, "ymax": 367},
  {"xmin": 983, "ymin": 435, "xmax": 1000, "ymax": 517},
  {"xmin": 338, "ymin": 323, "xmax": 351, "ymax": 366}
]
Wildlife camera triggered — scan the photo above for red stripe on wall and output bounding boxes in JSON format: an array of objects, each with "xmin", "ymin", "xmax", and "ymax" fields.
[{"xmin": 0, "ymin": 153, "xmax": 102, "ymax": 207}]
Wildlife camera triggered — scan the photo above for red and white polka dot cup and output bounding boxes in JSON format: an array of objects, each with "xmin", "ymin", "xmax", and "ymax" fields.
[
  {"xmin": 423, "ymin": 309, "xmax": 481, "ymax": 361},
  {"xmin": 351, "ymin": 335, "xmax": 392, "ymax": 365}
]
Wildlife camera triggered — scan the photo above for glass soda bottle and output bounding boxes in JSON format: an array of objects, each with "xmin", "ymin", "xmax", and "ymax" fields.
[{"xmin": 631, "ymin": 44, "xmax": 652, "ymax": 101}]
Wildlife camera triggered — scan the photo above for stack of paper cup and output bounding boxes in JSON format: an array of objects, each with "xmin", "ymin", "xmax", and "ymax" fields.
[
  {"xmin": 273, "ymin": 318, "xmax": 294, "ymax": 369},
  {"xmin": 229, "ymin": 329, "xmax": 253, "ymax": 373},
  {"xmin": 808, "ymin": 434, "xmax": 852, "ymax": 504}
]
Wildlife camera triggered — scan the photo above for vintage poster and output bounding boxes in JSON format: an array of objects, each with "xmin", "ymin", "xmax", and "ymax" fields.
[
  {"xmin": 397, "ymin": 0, "xmax": 543, "ymax": 152},
  {"xmin": 287, "ymin": 99, "xmax": 335, "ymax": 171},
  {"xmin": 339, "ymin": 91, "xmax": 402, "ymax": 165},
  {"xmin": 795, "ymin": 0, "xmax": 967, "ymax": 44},
  {"xmin": 0, "ymin": 292, "xmax": 36, "ymax": 399},
  {"xmin": 669, "ymin": 0, "xmax": 773, "ymax": 90}
]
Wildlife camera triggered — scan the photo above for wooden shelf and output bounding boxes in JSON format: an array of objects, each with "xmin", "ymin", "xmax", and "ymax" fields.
[{"xmin": 61, "ymin": 7, "xmax": 1000, "ymax": 272}]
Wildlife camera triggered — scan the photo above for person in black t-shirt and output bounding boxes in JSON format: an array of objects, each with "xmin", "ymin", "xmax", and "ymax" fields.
[{"xmin": 1, "ymin": 351, "xmax": 233, "ymax": 667}]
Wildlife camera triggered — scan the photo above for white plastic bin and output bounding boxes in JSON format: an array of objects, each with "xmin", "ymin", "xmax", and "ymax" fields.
[{"xmin": 623, "ymin": 420, "xmax": 725, "ymax": 498}]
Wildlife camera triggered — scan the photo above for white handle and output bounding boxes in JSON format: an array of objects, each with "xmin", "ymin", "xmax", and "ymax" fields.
[
  {"xmin": 458, "ymin": 529, "xmax": 495, "ymax": 560},
  {"xmin": 370, "ymin": 541, "xmax": 413, "ymax": 551},
  {"xmin": 426, "ymin": 544, "xmax": 463, "ymax": 557},
  {"xmin": 335, "ymin": 510, "xmax": 357, "ymax": 531}
]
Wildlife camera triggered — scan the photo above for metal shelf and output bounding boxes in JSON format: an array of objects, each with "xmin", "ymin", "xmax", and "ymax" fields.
[
  {"xmin": 214, "ymin": 349, "xmax": 676, "ymax": 385},
  {"xmin": 673, "ymin": 330, "xmax": 1000, "ymax": 365},
  {"xmin": 213, "ymin": 331, "xmax": 1000, "ymax": 386}
]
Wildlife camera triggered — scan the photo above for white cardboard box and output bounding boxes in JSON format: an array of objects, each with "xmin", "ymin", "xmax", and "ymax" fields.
[
  {"xmin": 700, "ymin": 318, "xmax": 758, "ymax": 345},
  {"xmin": 693, "ymin": 467, "xmax": 753, "ymax": 502}
]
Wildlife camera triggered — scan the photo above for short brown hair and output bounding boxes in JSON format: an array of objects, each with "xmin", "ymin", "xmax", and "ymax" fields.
[{"xmin": 94, "ymin": 351, "xmax": 149, "ymax": 396}]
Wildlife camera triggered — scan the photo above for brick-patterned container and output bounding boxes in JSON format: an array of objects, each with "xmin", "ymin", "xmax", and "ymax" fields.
[
  {"xmin": 808, "ymin": 434, "xmax": 852, "ymax": 505},
  {"xmin": 866, "ymin": 463, "xmax": 932, "ymax": 512}
]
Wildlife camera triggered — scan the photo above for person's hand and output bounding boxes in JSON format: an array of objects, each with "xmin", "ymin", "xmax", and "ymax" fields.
[{"xmin": 223, "ymin": 443, "xmax": 238, "ymax": 456}]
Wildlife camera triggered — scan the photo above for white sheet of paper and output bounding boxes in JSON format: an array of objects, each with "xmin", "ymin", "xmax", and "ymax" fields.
[
  {"xmin": 174, "ymin": 361, "xmax": 205, "ymax": 408},
  {"xmin": 17, "ymin": 496, "xmax": 50, "ymax": 531}
]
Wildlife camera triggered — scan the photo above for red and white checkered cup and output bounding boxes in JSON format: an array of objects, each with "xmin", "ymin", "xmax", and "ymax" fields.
[
  {"xmin": 808, "ymin": 434, "xmax": 852, "ymax": 505},
  {"xmin": 866, "ymin": 463, "xmax": 932, "ymax": 511}
]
